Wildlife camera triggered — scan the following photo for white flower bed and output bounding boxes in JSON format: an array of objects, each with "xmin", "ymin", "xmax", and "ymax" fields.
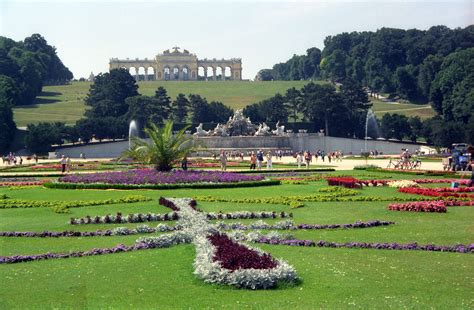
[
  {"xmin": 138, "ymin": 198, "xmax": 298, "ymax": 289},
  {"xmin": 387, "ymin": 180, "xmax": 419, "ymax": 188}
]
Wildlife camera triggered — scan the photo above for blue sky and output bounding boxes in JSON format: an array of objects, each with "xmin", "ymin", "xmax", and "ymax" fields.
[{"xmin": 1, "ymin": 0, "xmax": 472, "ymax": 79}]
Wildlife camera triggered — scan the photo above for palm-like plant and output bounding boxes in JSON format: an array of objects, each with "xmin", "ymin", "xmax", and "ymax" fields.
[{"xmin": 121, "ymin": 120, "xmax": 195, "ymax": 171}]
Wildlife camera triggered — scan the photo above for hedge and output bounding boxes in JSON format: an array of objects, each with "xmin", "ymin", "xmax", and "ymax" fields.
[{"xmin": 43, "ymin": 179, "xmax": 281, "ymax": 190}]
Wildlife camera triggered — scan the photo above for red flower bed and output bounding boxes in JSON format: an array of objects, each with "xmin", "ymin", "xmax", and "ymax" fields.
[
  {"xmin": 0, "ymin": 180, "xmax": 48, "ymax": 187},
  {"xmin": 398, "ymin": 187, "xmax": 474, "ymax": 198},
  {"xmin": 388, "ymin": 201, "xmax": 447, "ymax": 213},
  {"xmin": 208, "ymin": 232, "xmax": 277, "ymax": 271},
  {"xmin": 326, "ymin": 177, "xmax": 389, "ymax": 188}
]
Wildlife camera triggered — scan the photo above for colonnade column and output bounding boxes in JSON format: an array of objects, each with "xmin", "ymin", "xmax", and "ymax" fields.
[
  {"xmin": 144, "ymin": 68, "xmax": 148, "ymax": 81},
  {"xmin": 212, "ymin": 67, "xmax": 216, "ymax": 81},
  {"xmin": 135, "ymin": 67, "xmax": 139, "ymax": 81}
]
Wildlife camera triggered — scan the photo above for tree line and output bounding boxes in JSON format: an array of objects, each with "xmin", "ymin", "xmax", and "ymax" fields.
[
  {"xmin": 257, "ymin": 25, "xmax": 474, "ymax": 146},
  {"xmin": 0, "ymin": 34, "xmax": 73, "ymax": 153}
]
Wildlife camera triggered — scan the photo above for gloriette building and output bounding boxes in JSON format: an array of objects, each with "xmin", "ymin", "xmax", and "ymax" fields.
[{"xmin": 109, "ymin": 47, "xmax": 242, "ymax": 81}]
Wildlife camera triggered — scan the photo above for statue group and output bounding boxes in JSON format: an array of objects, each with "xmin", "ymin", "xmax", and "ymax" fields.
[{"xmin": 194, "ymin": 110, "xmax": 286, "ymax": 137}]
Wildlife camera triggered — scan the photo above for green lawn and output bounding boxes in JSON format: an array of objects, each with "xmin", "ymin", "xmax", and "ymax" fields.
[
  {"xmin": 13, "ymin": 81, "xmax": 437, "ymax": 126},
  {"xmin": 0, "ymin": 170, "xmax": 472, "ymax": 308},
  {"xmin": 370, "ymin": 99, "xmax": 436, "ymax": 119}
]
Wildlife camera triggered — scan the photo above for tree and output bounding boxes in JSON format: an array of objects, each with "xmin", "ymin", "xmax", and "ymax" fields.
[
  {"xmin": 394, "ymin": 65, "xmax": 418, "ymax": 101},
  {"xmin": 430, "ymin": 48, "xmax": 474, "ymax": 124},
  {"xmin": 284, "ymin": 87, "xmax": 302, "ymax": 122},
  {"xmin": 122, "ymin": 121, "xmax": 195, "ymax": 171},
  {"xmin": 25, "ymin": 122, "xmax": 65, "ymax": 153},
  {"xmin": 0, "ymin": 75, "xmax": 18, "ymax": 152},
  {"xmin": 408, "ymin": 116, "xmax": 423, "ymax": 142},
  {"xmin": 173, "ymin": 93, "xmax": 189, "ymax": 122},
  {"xmin": 126, "ymin": 95, "xmax": 170, "ymax": 127},
  {"xmin": 189, "ymin": 94, "xmax": 211, "ymax": 123},
  {"xmin": 300, "ymin": 83, "xmax": 339, "ymax": 135},
  {"xmin": 85, "ymin": 68, "xmax": 138, "ymax": 118},
  {"xmin": 208, "ymin": 101, "xmax": 233, "ymax": 123},
  {"xmin": 380, "ymin": 114, "xmax": 411, "ymax": 140},
  {"xmin": 154, "ymin": 86, "xmax": 173, "ymax": 119}
]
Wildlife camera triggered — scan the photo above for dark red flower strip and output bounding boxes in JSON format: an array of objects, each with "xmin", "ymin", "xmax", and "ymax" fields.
[
  {"xmin": 388, "ymin": 201, "xmax": 447, "ymax": 213},
  {"xmin": 398, "ymin": 187, "xmax": 474, "ymax": 198},
  {"xmin": 256, "ymin": 238, "xmax": 474, "ymax": 253},
  {"xmin": 208, "ymin": 232, "xmax": 277, "ymax": 271},
  {"xmin": 326, "ymin": 177, "xmax": 389, "ymax": 188},
  {"xmin": 159, "ymin": 197, "xmax": 198, "ymax": 211}
]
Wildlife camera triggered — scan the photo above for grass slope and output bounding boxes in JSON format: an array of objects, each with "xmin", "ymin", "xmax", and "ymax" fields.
[
  {"xmin": 0, "ymin": 170, "xmax": 472, "ymax": 308},
  {"xmin": 13, "ymin": 81, "xmax": 437, "ymax": 126}
]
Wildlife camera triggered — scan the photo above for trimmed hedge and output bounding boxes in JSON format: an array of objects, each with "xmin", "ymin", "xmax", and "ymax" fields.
[{"xmin": 43, "ymin": 179, "xmax": 281, "ymax": 190}]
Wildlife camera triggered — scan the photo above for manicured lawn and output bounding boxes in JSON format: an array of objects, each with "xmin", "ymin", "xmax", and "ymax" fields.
[
  {"xmin": 370, "ymin": 99, "xmax": 436, "ymax": 119},
  {"xmin": 0, "ymin": 170, "xmax": 472, "ymax": 308}
]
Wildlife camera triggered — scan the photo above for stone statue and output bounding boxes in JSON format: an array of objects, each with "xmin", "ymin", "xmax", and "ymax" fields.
[
  {"xmin": 272, "ymin": 121, "xmax": 285, "ymax": 136},
  {"xmin": 255, "ymin": 123, "xmax": 271, "ymax": 136},
  {"xmin": 194, "ymin": 123, "xmax": 210, "ymax": 136},
  {"xmin": 212, "ymin": 123, "xmax": 229, "ymax": 137},
  {"xmin": 224, "ymin": 109, "xmax": 257, "ymax": 136}
]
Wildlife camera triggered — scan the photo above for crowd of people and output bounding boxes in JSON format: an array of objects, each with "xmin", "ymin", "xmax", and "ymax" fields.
[
  {"xmin": 1, "ymin": 153, "xmax": 38, "ymax": 166},
  {"xmin": 214, "ymin": 149, "xmax": 343, "ymax": 171}
]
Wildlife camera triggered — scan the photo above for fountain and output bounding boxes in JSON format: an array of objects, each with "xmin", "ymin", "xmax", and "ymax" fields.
[
  {"xmin": 364, "ymin": 109, "xmax": 380, "ymax": 152},
  {"xmin": 129, "ymin": 120, "xmax": 139, "ymax": 150}
]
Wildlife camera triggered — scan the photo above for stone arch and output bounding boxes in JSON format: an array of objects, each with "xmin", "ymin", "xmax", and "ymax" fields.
[
  {"xmin": 147, "ymin": 66, "xmax": 155, "ymax": 81},
  {"xmin": 206, "ymin": 67, "xmax": 214, "ymax": 80},
  {"xmin": 164, "ymin": 67, "xmax": 171, "ymax": 80},
  {"xmin": 173, "ymin": 66, "xmax": 180, "ymax": 80},
  {"xmin": 138, "ymin": 67, "xmax": 146, "ymax": 81},
  {"xmin": 129, "ymin": 67, "xmax": 137, "ymax": 77},
  {"xmin": 182, "ymin": 66, "xmax": 189, "ymax": 80},
  {"xmin": 215, "ymin": 67, "xmax": 223, "ymax": 80},
  {"xmin": 198, "ymin": 66, "xmax": 205, "ymax": 80},
  {"xmin": 191, "ymin": 70, "xmax": 197, "ymax": 80},
  {"xmin": 224, "ymin": 66, "xmax": 232, "ymax": 80}
]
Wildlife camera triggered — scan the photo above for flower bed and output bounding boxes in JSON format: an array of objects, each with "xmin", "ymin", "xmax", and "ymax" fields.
[
  {"xmin": 388, "ymin": 201, "xmax": 447, "ymax": 213},
  {"xmin": 326, "ymin": 177, "xmax": 389, "ymax": 188},
  {"xmin": 0, "ymin": 180, "xmax": 48, "ymax": 187},
  {"xmin": 413, "ymin": 179, "xmax": 471, "ymax": 185},
  {"xmin": 254, "ymin": 238, "xmax": 473, "ymax": 253},
  {"xmin": 0, "ymin": 224, "xmax": 162, "ymax": 238},
  {"xmin": 387, "ymin": 180, "xmax": 419, "ymax": 188},
  {"xmin": 215, "ymin": 219, "xmax": 395, "ymax": 231},
  {"xmin": 58, "ymin": 170, "xmax": 264, "ymax": 185},
  {"xmin": 398, "ymin": 187, "xmax": 474, "ymax": 198},
  {"xmin": 69, "ymin": 211, "xmax": 179, "ymax": 225}
]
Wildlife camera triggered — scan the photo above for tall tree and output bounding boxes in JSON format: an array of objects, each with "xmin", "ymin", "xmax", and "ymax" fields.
[
  {"xmin": 0, "ymin": 75, "xmax": 17, "ymax": 152},
  {"xmin": 172, "ymin": 93, "xmax": 189, "ymax": 123},
  {"xmin": 85, "ymin": 68, "xmax": 138, "ymax": 118},
  {"xmin": 154, "ymin": 86, "xmax": 173, "ymax": 119}
]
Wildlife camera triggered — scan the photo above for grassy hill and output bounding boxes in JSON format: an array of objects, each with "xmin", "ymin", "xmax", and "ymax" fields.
[{"xmin": 12, "ymin": 80, "xmax": 436, "ymax": 127}]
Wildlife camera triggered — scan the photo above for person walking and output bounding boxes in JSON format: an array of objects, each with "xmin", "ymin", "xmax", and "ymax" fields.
[
  {"xmin": 60, "ymin": 155, "xmax": 67, "ymax": 173},
  {"xmin": 296, "ymin": 152, "xmax": 303, "ymax": 169},
  {"xmin": 266, "ymin": 151, "xmax": 273, "ymax": 170},
  {"xmin": 250, "ymin": 152, "xmax": 257, "ymax": 170},
  {"xmin": 304, "ymin": 151, "xmax": 311, "ymax": 169},
  {"xmin": 219, "ymin": 150, "xmax": 227, "ymax": 171},
  {"xmin": 256, "ymin": 150, "xmax": 264, "ymax": 170},
  {"xmin": 66, "ymin": 156, "xmax": 72, "ymax": 173},
  {"xmin": 181, "ymin": 155, "xmax": 188, "ymax": 171}
]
